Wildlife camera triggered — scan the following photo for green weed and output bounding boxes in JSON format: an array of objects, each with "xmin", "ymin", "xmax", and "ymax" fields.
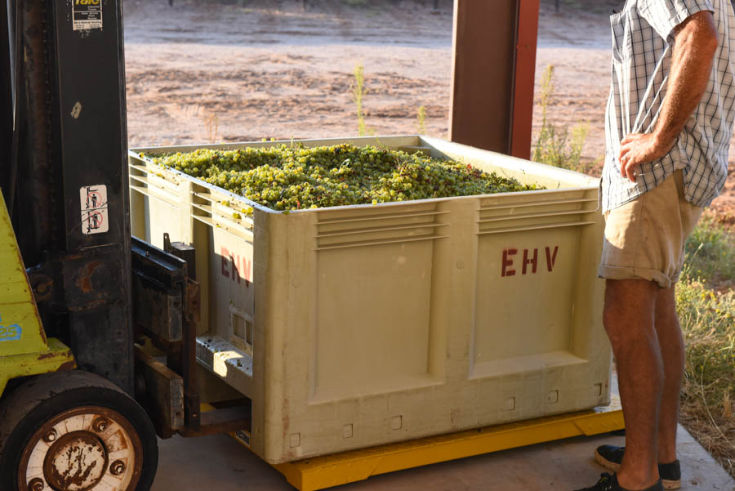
[
  {"xmin": 416, "ymin": 105, "xmax": 427, "ymax": 135},
  {"xmin": 203, "ymin": 112, "xmax": 219, "ymax": 143},
  {"xmin": 681, "ymin": 215, "xmax": 735, "ymax": 287},
  {"xmin": 353, "ymin": 64, "xmax": 368, "ymax": 136},
  {"xmin": 532, "ymin": 65, "xmax": 588, "ymax": 172}
]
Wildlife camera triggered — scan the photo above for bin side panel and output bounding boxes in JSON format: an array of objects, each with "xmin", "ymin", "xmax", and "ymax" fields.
[
  {"xmin": 472, "ymin": 230, "xmax": 579, "ymax": 374},
  {"xmin": 310, "ymin": 202, "xmax": 447, "ymax": 403},
  {"xmin": 147, "ymin": 196, "xmax": 181, "ymax": 249},
  {"xmin": 313, "ymin": 241, "xmax": 437, "ymax": 402},
  {"xmin": 209, "ymin": 228, "xmax": 255, "ymax": 348}
]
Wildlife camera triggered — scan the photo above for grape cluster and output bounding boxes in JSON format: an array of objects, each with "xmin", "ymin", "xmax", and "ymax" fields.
[{"xmin": 147, "ymin": 144, "xmax": 540, "ymax": 212}]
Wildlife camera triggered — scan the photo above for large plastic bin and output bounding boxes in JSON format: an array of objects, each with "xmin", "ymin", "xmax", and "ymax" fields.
[{"xmin": 128, "ymin": 135, "xmax": 611, "ymax": 464}]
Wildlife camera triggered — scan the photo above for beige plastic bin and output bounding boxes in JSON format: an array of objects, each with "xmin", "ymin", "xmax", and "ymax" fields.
[{"xmin": 128, "ymin": 135, "xmax": 611, "ymax": 464}]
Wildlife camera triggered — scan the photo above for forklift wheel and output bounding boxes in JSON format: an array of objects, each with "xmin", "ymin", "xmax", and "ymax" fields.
[{"xmin": 0, "ymin": 370, "xmax": 158, "ymax": 491}]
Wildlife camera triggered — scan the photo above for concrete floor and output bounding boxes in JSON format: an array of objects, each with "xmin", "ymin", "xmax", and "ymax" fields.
[{"xmin": 153, "ymin": 424, "xmax": 734, "ymax": 490}]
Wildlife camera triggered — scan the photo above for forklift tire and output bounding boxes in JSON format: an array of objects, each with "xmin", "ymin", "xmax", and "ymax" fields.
[{"xmin": 0, "ymin": 370, "xmax": 158, "ymax": 491}]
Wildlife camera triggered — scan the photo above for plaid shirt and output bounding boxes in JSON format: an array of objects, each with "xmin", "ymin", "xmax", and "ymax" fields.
[{"xmin": 603, "ymin": 0, "xmax": 735, "ymax": 212}]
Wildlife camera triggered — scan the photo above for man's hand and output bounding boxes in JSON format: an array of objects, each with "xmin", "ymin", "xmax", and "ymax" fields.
[{"xmin": 619, "ymin": 133, "xmax": 677, "ymax": 182}]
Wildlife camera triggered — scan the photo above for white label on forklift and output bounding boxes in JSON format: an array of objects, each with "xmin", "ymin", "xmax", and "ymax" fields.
[
  {"xmin": 80, "ymin": 185, "xmax": 109, "ymax": 235},
  {"xmin": 72, "ymin": 0, "xmax": 103, "ymax": 31}
]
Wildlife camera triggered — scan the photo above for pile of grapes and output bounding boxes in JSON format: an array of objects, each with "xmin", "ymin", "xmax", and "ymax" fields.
[{"xmin": 148, "ymin": 144, "xmax": 539, "ymax": 212}]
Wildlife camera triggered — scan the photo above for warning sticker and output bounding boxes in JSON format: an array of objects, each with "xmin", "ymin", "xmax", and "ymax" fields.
[
  {"xmin": 73, "ymin": 0, "xmax": 103, "ymax": 31},
  {"xmin": 80, "ymin": 184, "xmax": 109, "ymax": 235}
]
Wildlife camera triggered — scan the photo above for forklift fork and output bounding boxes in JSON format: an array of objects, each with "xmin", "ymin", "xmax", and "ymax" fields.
[{"xmin": 131, "ymin": 235, "xmax": 251, "ymax": 439}]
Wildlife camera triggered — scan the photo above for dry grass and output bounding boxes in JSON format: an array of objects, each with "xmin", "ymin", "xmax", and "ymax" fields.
[{"xmin": 678, "ymin": 219, "xmax": 735, "ymax": 478}]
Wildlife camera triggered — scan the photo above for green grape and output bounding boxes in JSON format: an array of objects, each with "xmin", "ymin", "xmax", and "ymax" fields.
[{"xmin": 149, "ymin": 144, "xmax": 541, "ymax": 213}]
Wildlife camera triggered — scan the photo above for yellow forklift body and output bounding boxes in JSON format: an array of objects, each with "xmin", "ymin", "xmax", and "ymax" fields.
[{"xmin": 0, "ymin": 191, "xmax": 75, "ymax": 394}]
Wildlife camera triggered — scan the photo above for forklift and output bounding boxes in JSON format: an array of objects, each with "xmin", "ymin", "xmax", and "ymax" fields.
[{"xmin": 1, "ymin": 1, "xmax": 620, "ymax": 490}]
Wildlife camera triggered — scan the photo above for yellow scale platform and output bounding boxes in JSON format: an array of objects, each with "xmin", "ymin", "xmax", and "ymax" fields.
[{"xmin": 230, "ymin": 398, "xmax": 624, "ymax": 491}]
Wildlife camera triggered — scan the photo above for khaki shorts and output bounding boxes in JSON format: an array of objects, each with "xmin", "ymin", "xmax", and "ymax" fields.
[{"xmin": 598, "ymin": 170, "xmax": 703, "ymax": 289}]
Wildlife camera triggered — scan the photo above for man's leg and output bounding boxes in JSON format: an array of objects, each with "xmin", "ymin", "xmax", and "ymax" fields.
[
  {"xmin": 654, "ymin": 285, "xmax": 684, "ymax": 464},
  {"xmin": 604, "ymin": 278, "xmax": 663, "ymax": 490}
]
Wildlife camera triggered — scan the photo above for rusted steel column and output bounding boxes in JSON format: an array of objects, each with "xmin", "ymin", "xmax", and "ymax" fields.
[
  {"xmin": 450, "ymin": 0, "xmax": 539, "ymax": 159},
  {"xmin": 512, "ymin": 0, "xmax": 540, "ymax": 159}
]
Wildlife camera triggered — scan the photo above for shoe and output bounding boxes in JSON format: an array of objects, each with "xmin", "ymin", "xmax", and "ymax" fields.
[
  {"xmin": 594, "ymin": 445, "xmax": 681, "ymax": 490},
  {"xmin": 575, "ymin": 473, "xmax": 664, "ymax": 491}
]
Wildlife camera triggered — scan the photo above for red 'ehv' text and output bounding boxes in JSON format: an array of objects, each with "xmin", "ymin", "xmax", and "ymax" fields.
[{"xmin": 501, "ymin": 246, "xmax": 559, "ymax": 277}]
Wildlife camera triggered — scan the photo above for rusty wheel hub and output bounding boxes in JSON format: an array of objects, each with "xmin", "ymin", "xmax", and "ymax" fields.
[
  {"xmin": 44, "ymin": 431, "xmax": 107, "ymax": 490},
  {"xmin": 19, "ymin": 407, "xmax": 141, "ymax": 491}
]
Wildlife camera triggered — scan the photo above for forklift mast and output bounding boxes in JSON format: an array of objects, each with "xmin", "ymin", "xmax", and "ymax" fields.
[{"xmin": 0, "ymin": 0, "xmax": 133, "ymax": 392}]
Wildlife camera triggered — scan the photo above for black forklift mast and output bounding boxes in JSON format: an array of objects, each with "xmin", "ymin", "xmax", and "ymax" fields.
[{"xmin": 0, "ymin": 0, "xmax": 134, "ymax": 393}]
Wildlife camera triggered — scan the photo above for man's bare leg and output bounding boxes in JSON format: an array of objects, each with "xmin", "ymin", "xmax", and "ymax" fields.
[
  {"xmin": 654, "ymin": 286, "xmax": 684, "ymax": 464},
  {"xmin": 604, "ymin": 279, "xmax": 663, "ymax": 489}
]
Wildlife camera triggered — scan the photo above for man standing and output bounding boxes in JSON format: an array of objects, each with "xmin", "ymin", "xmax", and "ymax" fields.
[{"xmin": 577, "ymin": 1, "xmax": 734, "ymax": 490}]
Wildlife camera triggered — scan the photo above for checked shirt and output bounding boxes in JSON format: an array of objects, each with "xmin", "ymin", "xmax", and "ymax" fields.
[{"xmin": 603, "ymin": 0, "xmax": 735, "ymax": 212}]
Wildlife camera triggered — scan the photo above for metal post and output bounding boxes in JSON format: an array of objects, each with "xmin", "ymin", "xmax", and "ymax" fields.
[
  {"xmin": 450, "ymin": 0, "xmax": 539, "ymax": 159},
  {"xmin": 49, "ymin": 0, "xmax": 134, "ymax": 392},
  {"xmin": 511, "ymin": 0, "xmax": 540, "ymax": 159}
]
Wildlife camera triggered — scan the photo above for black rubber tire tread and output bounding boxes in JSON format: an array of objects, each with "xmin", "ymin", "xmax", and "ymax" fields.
[{"xmin": 0, "ymin": 370, "xmax": 158, "ymax": 490}]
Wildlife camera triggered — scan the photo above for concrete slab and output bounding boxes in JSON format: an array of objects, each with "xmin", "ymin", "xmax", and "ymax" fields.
[{"xmin": 152, "ymin": 424, "xmax": 734, "ymax": 490}]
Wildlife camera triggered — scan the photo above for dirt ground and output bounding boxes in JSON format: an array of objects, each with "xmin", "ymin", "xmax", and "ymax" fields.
[{"xmin": 123, "ymin": 0, "xmax": 735, "ymax": 221}]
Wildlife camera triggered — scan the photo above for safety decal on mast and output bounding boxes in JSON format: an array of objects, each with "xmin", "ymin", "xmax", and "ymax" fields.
[
  {"xmin": 73, "ymin": 0, "xmax": 103, "ymax": 31},
  {"xmin": 80, "ymin": 185, "xmax": 109, "ymax": 235}
]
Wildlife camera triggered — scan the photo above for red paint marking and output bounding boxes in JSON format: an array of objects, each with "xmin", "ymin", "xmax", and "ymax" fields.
[
  {"xmin": 241, "ymin": 257, "xmax": 252, "ymax": 283},
  {"xmin": 545, "ymin": 246, "xmax": 559, "ymax": 272},
  {"xmin": 501, "ymin": 248, "xmax": 518, "ymax": 277},
  {"xmin": 522, "ymin": 248, "xmax": 538, "ymax": 274},
  {"xmin": 220, "ymin": 246, "xmax": 253, "ymax": 283},
  {"xmin": 221, "ymin": 246, "xmax": 230, "ymax": 278},
  {"xmin": 231, "ymin": 253, "xmax": 240, "ymax": 284},
  {"xmin": 501, "ymin": 245, "xmax": 560, "ymax": 277}
]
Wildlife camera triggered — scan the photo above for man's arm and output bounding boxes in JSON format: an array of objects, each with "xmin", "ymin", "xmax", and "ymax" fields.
[{"xmin": 619, "ymin": 10, "xmax": 718, "ymax": 182}]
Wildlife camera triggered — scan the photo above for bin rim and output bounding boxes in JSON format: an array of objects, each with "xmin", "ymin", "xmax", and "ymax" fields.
[{"xmin": 128, "ymin": 135, "xmax": 600, "ymax": 216}]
